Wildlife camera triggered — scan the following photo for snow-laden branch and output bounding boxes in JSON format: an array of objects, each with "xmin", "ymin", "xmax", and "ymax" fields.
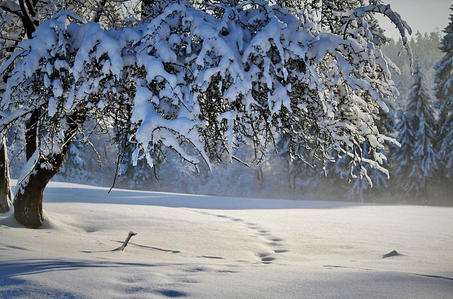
[
  {"xmin": 340, "ymin": 4, "xmax": 413, "ymax": 72},
  {"xmin": 1, "ymin": 0, "xmax": 410, "ymax": 184}
]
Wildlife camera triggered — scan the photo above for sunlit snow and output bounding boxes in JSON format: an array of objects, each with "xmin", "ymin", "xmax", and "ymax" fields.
[{"xmin": 1, "ymin": 182, "xmax": 452, "ymax": 298}]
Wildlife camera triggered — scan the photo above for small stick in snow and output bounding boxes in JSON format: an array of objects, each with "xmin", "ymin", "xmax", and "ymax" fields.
[{"xmin": 121, "ymin": 231, "xmax": 137, "ymax": 251}]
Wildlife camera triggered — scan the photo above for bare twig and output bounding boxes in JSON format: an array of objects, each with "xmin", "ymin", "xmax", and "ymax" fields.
[{"xmin": 121, "ymin": 231, "xmax": 137, "ymax": 251}]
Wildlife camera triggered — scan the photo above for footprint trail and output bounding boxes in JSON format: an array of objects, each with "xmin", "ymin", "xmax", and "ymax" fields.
[{"xmin": 193, "ymin": 211, "xmax": 289, "ymax": 265}]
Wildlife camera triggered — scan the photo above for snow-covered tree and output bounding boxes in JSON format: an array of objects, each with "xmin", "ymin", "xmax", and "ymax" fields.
[
  {"xmin": 434, "ymin": 5, "xmax": 453, "ymax": 182},
  {"xmin": 394, "ymin": 64, "xmax": 438, "ymax": 202},
  {"xmin": 0, "ymin": 1, "xmax": 412, "ymax": 227},
  {"xmin": 0, "ymin": 0, "xmax": 136, "ymax": 223},
  {"xmin": 383, "ymin": 31, "xmax": 443, "ymax": 108},
  {"xmin": 392, "ymin": 109, "xmax": 413, "ymax": 190}
]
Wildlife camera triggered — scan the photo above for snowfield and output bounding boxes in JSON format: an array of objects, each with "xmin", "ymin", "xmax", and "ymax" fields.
[{"xmin": 1, "ymin": 182, "xmax": 453, "ymax": 298}]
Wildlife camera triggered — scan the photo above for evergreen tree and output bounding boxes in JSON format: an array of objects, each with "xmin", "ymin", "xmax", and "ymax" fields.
[
  {"xmin": 434, "ymin": 5, "xmax": 453, "ymax": 182},
  {"xmin": 383, "ymin": 31, "xmax": 442, "ymax": 108},
  {"xmin": 392, "ymin": 109, "xmax": 414, "ymax": 186},
  {"xmin": 395, "ymin": 64, "xmax": 438, "ymax": 202}
]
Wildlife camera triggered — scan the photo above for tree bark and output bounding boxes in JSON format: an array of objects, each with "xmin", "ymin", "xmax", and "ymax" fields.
[
  {"xmin": 25, "ymin": 109, "xmax": 39, "ymax": 161},
  {"xmin": 14, "ymin": 125, "xmax": 75, "ymax": 228},
  {"xmin": 14, "ymin": 142, "xmax": 72, "ymax": 228},
  {"xmin": 0, "ymin": 137, "xmax": 13, "ymax": 213}
]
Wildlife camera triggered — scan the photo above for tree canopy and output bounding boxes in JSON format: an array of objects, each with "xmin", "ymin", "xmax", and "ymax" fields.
[{"xmin": 0, "ymin": 0, "xmax": 412, "ymax": 227}]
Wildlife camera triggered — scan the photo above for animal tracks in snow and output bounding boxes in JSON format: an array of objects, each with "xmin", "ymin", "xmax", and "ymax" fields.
[
  {"xmin": 193, "ymin": 211, "xmax": 289, "ymax": 265},
  {"xmin": 77, "ymin": 210, "xmax": 289, "ymax": 298}
]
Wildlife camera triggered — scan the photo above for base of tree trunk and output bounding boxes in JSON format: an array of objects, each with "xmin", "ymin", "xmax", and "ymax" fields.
[
  {"xmin": 14, "ymin": 172, "xmax": 49, "ymax": 228},
  {"xmin": 14, "ymin": 151, "xmax": 71, "ymax": 228},
  {"xmin": 13, "ymin": 114, "xmax": 76, "ymax": 228}
]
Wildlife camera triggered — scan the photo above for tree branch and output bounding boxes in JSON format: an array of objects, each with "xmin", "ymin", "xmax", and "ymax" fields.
[
  {"xmin": 24, "ymin": 0, "xmax": 36, "ymax": 17},
  {"xmin": 0, "ymin": 0, "xmax": 23, "ymax": 17},
  {"xmin": 18, "ymin": 0, "xmax": 35, "ymax": 38},
  {"xmin": 93, "ymin": 0, "xmax": 108, "ymax": 23}
]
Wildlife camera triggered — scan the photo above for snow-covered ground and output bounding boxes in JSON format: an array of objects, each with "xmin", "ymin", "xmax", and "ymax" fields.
[{"xmin": 1, "ymin": 182, "xmax": 453, "ymax": 299}]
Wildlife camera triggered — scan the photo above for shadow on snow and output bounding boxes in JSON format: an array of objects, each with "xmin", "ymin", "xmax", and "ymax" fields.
[{"xmin": 0, "ymin": 258, "xmax": 170, "ymax": 298}]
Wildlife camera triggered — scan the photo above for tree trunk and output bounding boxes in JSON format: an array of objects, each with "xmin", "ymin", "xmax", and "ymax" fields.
[
  {"xmin": 14, "ymin": 135, "xmax": 74, "ymax": 228},
  {"xmin": 0, "ymin": 137, "xmax": 13, "ymax": 213},
  {"xmin": 26, "ymin": 110, "xmax": 39, "ymax": 160}
]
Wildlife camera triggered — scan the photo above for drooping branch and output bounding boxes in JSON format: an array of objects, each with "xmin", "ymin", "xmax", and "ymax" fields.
[{"xmin": 340, "ymin": 4, "xmax": 413, "ymax": 70}]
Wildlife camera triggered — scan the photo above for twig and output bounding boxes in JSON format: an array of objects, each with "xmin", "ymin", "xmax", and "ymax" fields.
[{"xmin": 121, "ymin": 231, "xmax": 137, "ymax": 251}]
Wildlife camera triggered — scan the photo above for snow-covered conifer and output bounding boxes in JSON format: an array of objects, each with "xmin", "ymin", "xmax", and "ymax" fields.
[
  {"xmin": 395, "ymin": 64, "xmax": 438, "ymax": 202},
  {"xmin": 392, "ymin": 109, "xmax": 413, "ymax": 179},
  {"xmin": 434, "ymin": 5, "xmax": 453, "ymax": 181}
]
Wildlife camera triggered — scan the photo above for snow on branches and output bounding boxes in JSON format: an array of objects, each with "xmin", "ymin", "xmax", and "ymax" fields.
[{"xmin": 0, "ymin": 1, "xmax": 411, "ymax": 183}]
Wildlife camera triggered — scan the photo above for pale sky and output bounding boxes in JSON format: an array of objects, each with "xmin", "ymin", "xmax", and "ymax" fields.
[{"xmin": 376, "ymin": 0, "xmax": 452, "ymax": 40}]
